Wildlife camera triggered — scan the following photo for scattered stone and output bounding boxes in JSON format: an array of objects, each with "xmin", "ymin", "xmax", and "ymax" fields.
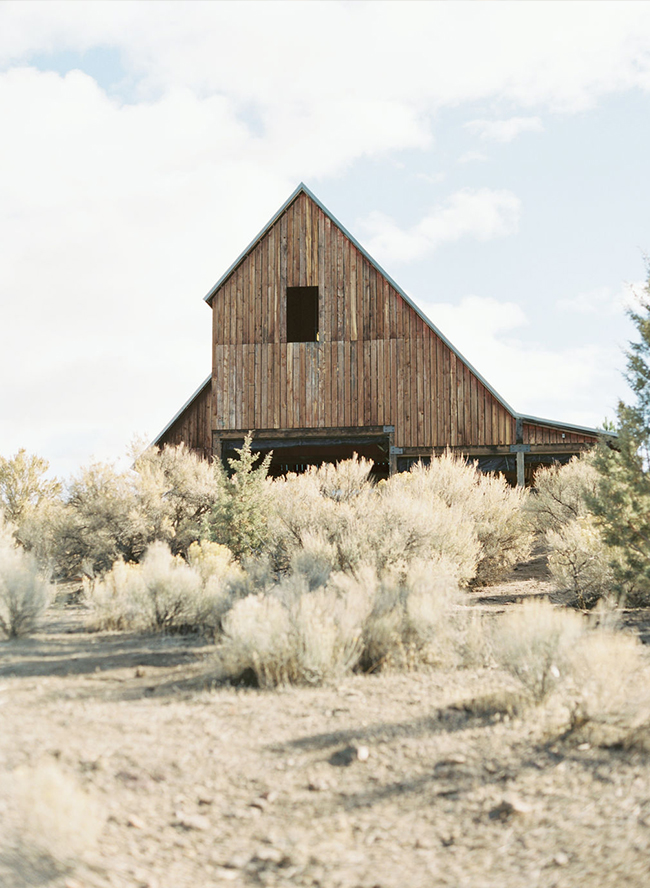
[
  {"xmin": 308, "ymin": 777, "xmax": 329, "ymax": 792},
  {"xmin": 436, "ymin": 754, "xmax": 466, "ymax": 769},
  {"xmin": 259, "ymin": 790, "xmax": 278, "ymax": 803},
  {"xmin": 224, "ymin": 853, "xmax": 250, "ymax": 869},
  {"xmin": 174, "ymin": 812, "xmax": 211, "ymax": 831},
  {"xmin": 577, "ymin": 743, "xmax": 591, "ymax": 751},
  {"xmin": 213, "ymin": 868, "xmax": 239, "ymax": 882},
  {"xmin": 135, "ymin": 666, "xmax": 147, "ymax": 678},
  {"xmin": 329, "ymin": 744, "xmax": 370, "ymax": 766},
  {"xmin": 489, "ymin": 796, "xmax": 532, "ymax": 821},
  {"xmin": 553, "ymin": 852, "xmax": 570, "ymax": 866},
  {"xmin": 127, "ymin": 814, "xmax": 146, "ymax": 829},
  {"xmin": 196, "ymin": 786, "xmax": 214, "ymax": 805}
]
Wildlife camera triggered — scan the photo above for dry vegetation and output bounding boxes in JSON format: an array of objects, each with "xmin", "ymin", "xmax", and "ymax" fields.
[{"xmin": 2, "ymin": 445, "xmax": 650, "ymax": 886}]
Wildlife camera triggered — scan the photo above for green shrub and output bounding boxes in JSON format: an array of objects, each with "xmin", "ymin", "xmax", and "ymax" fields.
[{"xmin": 202, "ymin": 434, "xmax": 274, "ymax": 559}]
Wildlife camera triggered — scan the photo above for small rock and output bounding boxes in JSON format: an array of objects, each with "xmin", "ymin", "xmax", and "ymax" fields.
[
  {"xmin": 577, "ymin": 742, "xmax": 591, "ymax": 751},
  {"xmin": 174, "ymin": 813, "xmax": 211, "ymax": 831},
  {"xmin": 489, "ymin": 796, "xmax": 532, "ymax": 821},
  {"xmin": 553, "ymin": 852, "xmax": 570, "ymax": 867},
  {"xmin": 259, "ymin": 790, "xmax": 278, "ymax": 803},
  {"xmin": 196, "ymin": 786, "xmax": 214, "ymax": 805},
  {"xmin": 308, "ymin": 778, "xmax": 329, "ymax": 792},
  {"xmin": 329, "ymin": 744, "xmax": 369, "ymax": 766},
  {"xmin": 213, "ymin": 868, "xmax": 239, "ymax": 882},
  {"xmin": 135, "ymin": 666, "xmax": 147, "ymax": 678},
  {"xmin": 127, "ymin": 814, "xmax": 146, "ymax": 830}
]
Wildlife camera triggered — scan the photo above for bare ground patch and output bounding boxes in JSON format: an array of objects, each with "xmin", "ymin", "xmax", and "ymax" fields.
[{"xmin": 2, "ymin": 560, "xmax": 650, "ymax": 888}]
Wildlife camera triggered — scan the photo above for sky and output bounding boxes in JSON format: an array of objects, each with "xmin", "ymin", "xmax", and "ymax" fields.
[{"xmin": 2, "ymin": 0, "xmax": 650, "ymax": 480}]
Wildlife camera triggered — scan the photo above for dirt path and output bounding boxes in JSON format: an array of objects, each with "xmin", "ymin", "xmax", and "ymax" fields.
[{"xmin": 2, "ymin": 561, "xmax": 650, "ymax": 888}]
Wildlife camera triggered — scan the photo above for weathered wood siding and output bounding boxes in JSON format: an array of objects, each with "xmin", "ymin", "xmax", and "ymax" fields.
[
  {"xmin": 157, "ymin": 381, "xmax": 212, "ymax": 459},
  {"xmin": 522, "ymin": 422, "xmax": 598, "ymax": 446},
  {"xmin": 210, "ymin": 191, "xmax": 515, "ymax": 449}
]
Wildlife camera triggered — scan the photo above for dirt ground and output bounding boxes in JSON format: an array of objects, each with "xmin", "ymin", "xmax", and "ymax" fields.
[{"xmin": 2, "ymin": 558, "xmax": 650, "ymax": 888}]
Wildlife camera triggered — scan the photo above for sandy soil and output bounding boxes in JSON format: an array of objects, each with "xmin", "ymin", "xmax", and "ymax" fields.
[{"xmin": 2, "ymin": 558, "xmax": 650, "ymax": 888}]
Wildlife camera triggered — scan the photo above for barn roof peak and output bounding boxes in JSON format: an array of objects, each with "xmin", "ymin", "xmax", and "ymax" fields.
[{"xmin": 199, "ymin": 184, "xmax": 605, "ymax": 439}]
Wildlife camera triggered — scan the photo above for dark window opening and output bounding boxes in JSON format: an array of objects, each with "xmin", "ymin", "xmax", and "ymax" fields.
[{"xmin": 287, "ymin": 286, "xmax": 318, "ymax": 342}]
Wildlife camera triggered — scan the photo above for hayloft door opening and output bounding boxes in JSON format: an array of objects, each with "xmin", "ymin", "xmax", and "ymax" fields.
[{"xmin": 287, "ymin": 286, "xmax": 319, "ymax": 342}]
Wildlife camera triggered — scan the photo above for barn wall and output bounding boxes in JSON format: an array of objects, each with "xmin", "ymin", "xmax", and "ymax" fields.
[
  {"xmin": 211, "ymin": 191, "xmax": 515, "ymax": 449},
  {"xmin": 156, "ymin": 381, "xmax": 212, "ymax": 459},
  {"xmin": 522, "ymin": 422, "xmax": 598, "ymax": 446}
]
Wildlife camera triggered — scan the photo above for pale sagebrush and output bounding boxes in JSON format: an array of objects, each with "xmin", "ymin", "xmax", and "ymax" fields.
[
  {"xmin": 492, "ymin": 599, "xmax": 586, "ymax": 703},
  {"xmin": 388, "ymin": 453, "xmax": 533, "ymax": 585},
  {"xmin": 5, "ymin": 762, "xmax": 103, "ymax": 875},
  {"xmin": 0, "ymin": 518, "xmax": 49, "ymax": 638},
  {"xmin": 87, "ymin": 541, "xmax": 235, "ymax": 634},
  {"xmin": 336, "ymin": 560, "xmax": 463, "ymax": 670},
  {"xmin": 564, "ymin": 630, "xmax": 650, "ymax": 745},
  {"xmin": 547, "ymin": 515, "xmax": 621, "ymax": 606},
  {"xmin": 272, "ymin": 456, "xmax": 480, "ymax": 584},
  {"xmin": 220, "ymin": 577, "xmax": 371, "ymax": 687},
  {"xmin": 526, "ymin": 454, "xmax": 599, "ymax": 533}
]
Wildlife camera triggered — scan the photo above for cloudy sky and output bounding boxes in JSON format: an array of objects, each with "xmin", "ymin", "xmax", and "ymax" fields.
[{"xmin": 2, "ymin": 1, "xmax": 650, "ymax": 479}]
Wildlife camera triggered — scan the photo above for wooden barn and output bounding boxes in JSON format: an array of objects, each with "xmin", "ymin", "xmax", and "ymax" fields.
[{"xmin": 154, "ymin": 184, "xmax": 603, "ymax": 484}]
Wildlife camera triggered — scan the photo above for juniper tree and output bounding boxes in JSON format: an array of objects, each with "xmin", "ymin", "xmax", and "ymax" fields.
[{"xmin": 589, "ymin": 278, "xmax": 650, "ymax": 604}]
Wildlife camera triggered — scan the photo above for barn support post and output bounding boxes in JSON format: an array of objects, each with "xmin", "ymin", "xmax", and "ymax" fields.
[
  {"xmin": 516, "ymin": 450, "xmax": 525, "ymax": 487},
  {"xmin": 212, "ymin": 431, "xmax": 222, "ymax": 462}
]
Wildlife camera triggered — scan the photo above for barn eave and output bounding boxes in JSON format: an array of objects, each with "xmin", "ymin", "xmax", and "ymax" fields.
[{"xmin": 151, "ymin": 374, "xmax": 211, "ymax": 448}]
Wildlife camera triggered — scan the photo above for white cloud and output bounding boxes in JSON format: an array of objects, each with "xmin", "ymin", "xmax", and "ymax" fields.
[
  {"xmin": 457, "ymin": 150, "xmax": 488, "ymax": 165},
  {"xmin": 464, "ymin": 116, "xmax": 544, "ymax": 142},
  {"xmin": 360, "ymin": 189, "xmax": 521, "ymax": 265},
  {"xmin": 3, "ymin": 2, "xmax": 650, "ymax": 113},
  {"xmin": 418, "ymin": 295, "xmax": 626, "ymax": 427},
  {"xmin": 1, "ymin": 1, "xmax": 649, "ymax": 474},
  {"xmin": 557, "ymin": 281, "xmax": 644, "ymax": 316}
]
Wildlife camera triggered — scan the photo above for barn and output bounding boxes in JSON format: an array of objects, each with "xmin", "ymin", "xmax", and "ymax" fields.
[{"xmin": 153, "ymin": 184, "xmax": 602, "ymax": 484}]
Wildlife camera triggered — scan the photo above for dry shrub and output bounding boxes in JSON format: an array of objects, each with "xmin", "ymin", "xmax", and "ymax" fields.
[
  {"xmin": 0, "ymin": 517, "xmax": 49, "ymax": 638},
  {"xmin": 86, "ymin": 541, "xmax": 237, "ymax": 635},
  {"xmin": 3, "ymin": 762, "xmax": 103, "ymax": 879},
  {"xmin": 349, "ymin": 560, "xmax": 463, "ymax": 670},
  {"xmin": 492, "ymin": 599, "xmax": 586, "ymax": 703},
  {"xmin": 564, "ymin": 629, "xmax": 650, "ymax": 746},
  {"xmin": 385, "ymin": 453, "xmax": 533, "ymax": 585},
  {"xmin": 220, "ymin": 575, "xmax": 371, "ymax": 687},
  {"xmin": 528, "ymin": 454, "xmax": 599, "ymax": 533},
  {"xmin": 546, "ymin": 516, "xmax": 618, "ymax": 607},
  {"xmin": 529, "ymin": 455, "xmax": 629, "ymax": 605},
  {"xmin": 271, "ymin": 455, "xmax": 491, "ymax": 587},
  {"xmin": 219, "ymin": 557, "xmax": 463, "ymax": 686}
]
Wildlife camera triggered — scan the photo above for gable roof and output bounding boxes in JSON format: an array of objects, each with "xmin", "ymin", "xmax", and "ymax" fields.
[{"xmin": 201, "ymin": 183, "xmax": 605, "ymax": 439}]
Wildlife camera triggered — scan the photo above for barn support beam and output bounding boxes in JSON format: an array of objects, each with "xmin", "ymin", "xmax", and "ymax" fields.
[{"xmin": 516, "ymin": 450, "xmax": 525, "ymax": 487}]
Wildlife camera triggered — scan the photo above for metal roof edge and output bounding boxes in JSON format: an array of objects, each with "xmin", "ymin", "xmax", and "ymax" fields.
[
  {"xmin": 297, "ymin": 185, "xmax": 518, "ymax": 416},
  {"xmin": 204, "ymin": 181, "xmax": 518, "ymax": 415},
  {"xmin": 203, "ymin": 183, "xmax": 308, "ymax": 305},
  {"xmin": 150, "ymin": 374, "xmax": 211, "ymax": 448},
  {"xmin": 516, "ymin": 412, "xmax": 614, "ymax": 437}
]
